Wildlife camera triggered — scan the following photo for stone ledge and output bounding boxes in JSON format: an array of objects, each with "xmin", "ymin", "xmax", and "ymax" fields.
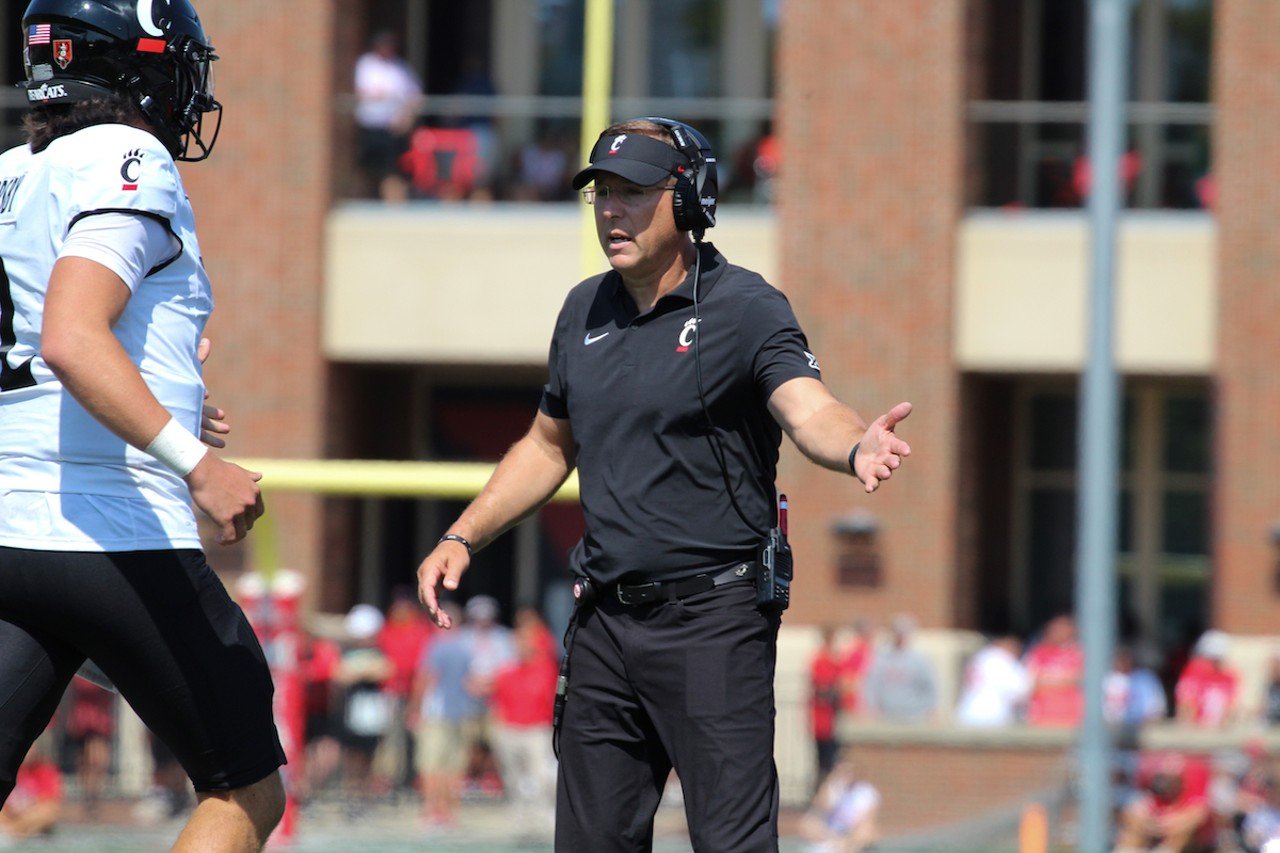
[{"xmin": 839, "ymin": 719, "xmax": 1280, "ymax": 753}]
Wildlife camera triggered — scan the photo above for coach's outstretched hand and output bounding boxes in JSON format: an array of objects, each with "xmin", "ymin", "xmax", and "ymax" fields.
[
  {"xmin": 417, "ymin": 541, "xmax": 471, "ymax": 629},
  {"xmin": 853, "ymin": 402, "xmax": 913, "ymax": 494},
  {"xmin": 186, "ymin": 455, "xmax": 265, "ymax": 544}
]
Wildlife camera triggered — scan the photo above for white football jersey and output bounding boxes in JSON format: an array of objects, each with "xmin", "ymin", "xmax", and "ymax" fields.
[{"xmin": 0, "ymin": 124, "xmax": 212, "ymax": 551}]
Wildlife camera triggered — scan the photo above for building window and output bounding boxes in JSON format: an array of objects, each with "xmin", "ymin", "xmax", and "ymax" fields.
[
  {"xmin": 646, "ymin": 0, "xmax": 724, "ymax": 98},
  {"xmin": 1012, "ymin": 382, "xmax": 1211, "ymax": 653},
  {"xmin": 969, "ymin": 0, "xmax": 1213, "ymax": 210}
]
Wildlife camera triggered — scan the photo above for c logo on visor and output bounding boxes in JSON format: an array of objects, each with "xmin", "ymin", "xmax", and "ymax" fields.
[{"xmin": 608, "ymin": 135, "xmax": 626, "ymax": 155}]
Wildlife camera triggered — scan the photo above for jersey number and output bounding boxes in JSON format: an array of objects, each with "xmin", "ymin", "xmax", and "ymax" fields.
[{"xmin": 0, "ymin": 256, "xmax": 36, "ymax": 392}]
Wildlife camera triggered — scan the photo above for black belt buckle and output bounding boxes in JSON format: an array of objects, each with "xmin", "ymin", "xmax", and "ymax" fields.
[{"xmin": 615, "ymin": 581, "xmax": 658, "ymax": 606}]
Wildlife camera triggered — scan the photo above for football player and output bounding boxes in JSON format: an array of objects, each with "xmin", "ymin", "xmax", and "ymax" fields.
[{"xmin": 0, "ymin": 1, "xmax": 285, "ymax": 849}]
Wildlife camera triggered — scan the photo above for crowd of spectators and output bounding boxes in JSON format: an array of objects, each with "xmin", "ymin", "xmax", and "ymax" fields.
[
  {"xmin": 294, "ymin": 591, "xmax": 559, "ymax": 838},
  {"xmin": 350, "ymin": 40, "xmax": 779, "ymax": 206},
  {"xmin": 807, "ymin": 613, "xmax": 1280, "ymax": 851},
  {"xmin": 809, "ymin": 614, "xmax": 1255, "ymax": 744},
  {"xmin": 12, "ymin": 590, "xmax": 1280, "ymax": 848}
]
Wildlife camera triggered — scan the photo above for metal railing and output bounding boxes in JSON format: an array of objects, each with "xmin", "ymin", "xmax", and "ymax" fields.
[
  {"xmin": 968, "ymin": 99, "xmax": 1214, "ymax": 210},
  {"xmin": 338, "ymin": 93, "xmax": 777, "ymax": 123},
  {"xmin": 969, "ymin": 99, "xmax": 1213, "ymax": 125}
]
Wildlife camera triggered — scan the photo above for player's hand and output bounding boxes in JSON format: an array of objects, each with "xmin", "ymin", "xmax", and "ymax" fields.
[
  {"xmin": 853, "ymin": 401, "xmax": 913, "ymax": 494},
  {"xmin": 186, "ymin": 454, "xmax": 265, "ymax": 545},
  {"xmin": 200, "ymin": 401, "xmax": 230, "ymax": 448},
  {"xmin": 197, "ymin": 338, "xmax": 231, "ymax": 449},
  {"xmin": 417, "ymin": 541, "xmax": 471, "ymax": 629}
]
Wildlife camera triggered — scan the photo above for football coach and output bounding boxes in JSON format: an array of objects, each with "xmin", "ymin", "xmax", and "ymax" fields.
[{"xmin": 417, "ymin": 117, "xmax": 912, "ymax": 852}]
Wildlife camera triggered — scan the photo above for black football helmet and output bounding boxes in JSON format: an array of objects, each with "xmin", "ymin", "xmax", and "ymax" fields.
[{"xmin": 21, "ymin": 0, "xmax": 222, "ymax": 161}]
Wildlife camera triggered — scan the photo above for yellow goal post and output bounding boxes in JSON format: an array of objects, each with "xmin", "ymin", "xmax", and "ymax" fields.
[{"xmin": 230, "ymin": 458, "xmax": 580, "ymax": 580}]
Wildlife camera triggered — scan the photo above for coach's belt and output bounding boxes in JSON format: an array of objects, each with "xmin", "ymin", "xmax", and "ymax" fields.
[{"xmin": 614, "ymin": 562, "xmax": 757, "ymax": 606}]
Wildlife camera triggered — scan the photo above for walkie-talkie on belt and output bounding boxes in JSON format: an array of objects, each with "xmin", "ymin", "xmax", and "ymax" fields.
[{"xmin": 755, "ymin": 493, "xmax": 793, "ymax": 613}]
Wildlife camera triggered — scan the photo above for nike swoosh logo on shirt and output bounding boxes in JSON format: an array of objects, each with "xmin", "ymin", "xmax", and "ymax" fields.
[{"xmin": 583, "ymin": 332, "xmax": 610, "ymax": 345}]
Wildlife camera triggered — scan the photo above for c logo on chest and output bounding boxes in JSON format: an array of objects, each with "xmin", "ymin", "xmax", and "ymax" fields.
[{"xmin": 676, "ymin": 317, "xmax": 700, "ymax": 353}]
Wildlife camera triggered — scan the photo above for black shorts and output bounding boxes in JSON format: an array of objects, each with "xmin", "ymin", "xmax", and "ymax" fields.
[
  {"xmin": 357, "ymin": 126, "xmax": 407, "ymax": 181},
  {"xmin": 0, "ymin": 547, "xmax": 285, "ymax": 804}
]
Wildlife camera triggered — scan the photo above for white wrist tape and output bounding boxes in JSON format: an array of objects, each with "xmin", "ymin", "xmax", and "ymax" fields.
[{"xmin": 145, "ymin": 417, "xmax": 209, "ymax": 477}]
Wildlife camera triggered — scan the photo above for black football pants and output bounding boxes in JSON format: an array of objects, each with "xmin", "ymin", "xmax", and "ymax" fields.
[{"xmin": 555, "ymin": 580, "xmax": 781, "ymax": 852}]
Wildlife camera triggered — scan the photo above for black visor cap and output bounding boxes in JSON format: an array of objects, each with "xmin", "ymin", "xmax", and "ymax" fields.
[{"xmin": 571, "ymin": 133, "xmax": 691, "ymax": 190}]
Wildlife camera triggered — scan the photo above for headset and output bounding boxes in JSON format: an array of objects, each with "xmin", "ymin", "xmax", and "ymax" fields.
[{"xmin": 641, "ymin": 117, "xmax": 718, "ymax": 238}]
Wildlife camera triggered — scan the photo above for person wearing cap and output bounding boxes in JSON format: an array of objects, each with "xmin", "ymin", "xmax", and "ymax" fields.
[
  {"xmin": 457, "ymin": 594, "xmax": 514, "ymax": 797},
  {"xmin": 1175, "ymin": 629, "xmax": 1239, "ymax": 728},
  {"xmin": 334, "ymin": 604, "xmax": 393, "ymax": 815},
  {"xmin": 416, "ymin": 117, "xmax": 913, "ymax": 850},
  {"xmin": 408, "ymin": 600, "xmax": 477, "ymax": 827}
]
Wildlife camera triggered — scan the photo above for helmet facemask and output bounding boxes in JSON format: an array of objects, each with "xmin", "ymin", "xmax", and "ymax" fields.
[{"xmin": 136, "ymin": 34, "xmax": 221, "ymax": 161}]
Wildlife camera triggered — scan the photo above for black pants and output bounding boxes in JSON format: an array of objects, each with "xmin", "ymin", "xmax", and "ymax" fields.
[
  {"xmin": 0, "ymin": 547, "xmax": 285, "ymax": 804},
  {"xmin": 555, "ymin": 580, "xmax": 781, "ymax": 852}
]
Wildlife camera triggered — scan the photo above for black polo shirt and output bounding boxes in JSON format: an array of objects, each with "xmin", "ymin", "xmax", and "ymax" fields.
[{"xmin": 540, "ymin": 242, "xmax": 823, "ymax": 586}]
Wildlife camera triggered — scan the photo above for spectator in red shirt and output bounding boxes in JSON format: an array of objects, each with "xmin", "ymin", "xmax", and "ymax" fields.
[
  {"xmin": 490, "ymin": 616, "xmax": 559, "ymax": 838},
  {"xmin": 297, "ymin": 629, "xmax": 343, "ymax": 800},
  {"xmin": 378, "ymin": 587, "xmax": 435, "ymax": 792},
  {"xmin": 1115, "ymin": 752, "xmax": 1213, "ymax": 853},
  {"xmin": 0, "ymin": 744, "xmax": 62, "ymax": 842},
  {"xmin": 810, "ymin": 627, "xmax": 844, "ymax": 785},
  {"xmin": 1025, "ymin": 614, "xmax": 1084, "ymax": 727},
  {"xmin": 63, "ymin": 675, "xmax": 114, "ymax": 816},
  {"xmin": 837, "ymin": 617, "xmax": 875, "ymax": 716},
  {"xmin": 1175, "ymin": 630, "xmax": 1239, "ymax": 728},
  {"xmin": 514, "ymin": 606, "xmax": 558, "ymax": 665},
  {"xmin": 380, "ymin": 587, "xmax": 436, "ymax": 699}
]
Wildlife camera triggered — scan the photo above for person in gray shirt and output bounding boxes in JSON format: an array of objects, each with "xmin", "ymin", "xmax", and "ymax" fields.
[{"xmin": 861, "ymin": 614, "xmax": 939, "ymax": 722}]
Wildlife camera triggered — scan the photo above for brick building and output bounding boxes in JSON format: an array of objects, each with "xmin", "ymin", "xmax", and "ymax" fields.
[
  {"xmin": 0, "ymin": 0, "xmax": 1269, "ymax": 662},
  {"xmin": 1, "ymin": 0, "xmax": 1276, "ymax": 818}
]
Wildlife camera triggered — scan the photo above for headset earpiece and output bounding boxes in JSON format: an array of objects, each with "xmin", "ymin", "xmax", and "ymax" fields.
[{"xmin": 641, "ymin": 117, "xmax": 718, "ymax": 237}]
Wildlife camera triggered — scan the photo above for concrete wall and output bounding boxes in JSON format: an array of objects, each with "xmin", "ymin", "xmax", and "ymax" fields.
[
  {"xmin": 323, "ymin": 204, "xmax": 780, "ymax": 364},
  {"xmin": 956, "ymin": 213, "xmax": 1217, "ymax": 374}
]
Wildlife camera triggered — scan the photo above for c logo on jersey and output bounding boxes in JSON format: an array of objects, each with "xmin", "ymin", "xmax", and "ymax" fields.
[
  {"xmin": 121, "ymin": 150, "xmax": 144, "ymax": 192},
  {"xmin": 676, "ymin": 317, "xmax": 700, "ymax": 353},
  {"xmin": 53, "ymin": 40, "xmax": 72, "ymax": 69}
]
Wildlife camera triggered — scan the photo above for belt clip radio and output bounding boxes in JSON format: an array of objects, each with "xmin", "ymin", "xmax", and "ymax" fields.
[{"xmin": 756, "ymin": 493, "xmax": 793, "ymax": 613}]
